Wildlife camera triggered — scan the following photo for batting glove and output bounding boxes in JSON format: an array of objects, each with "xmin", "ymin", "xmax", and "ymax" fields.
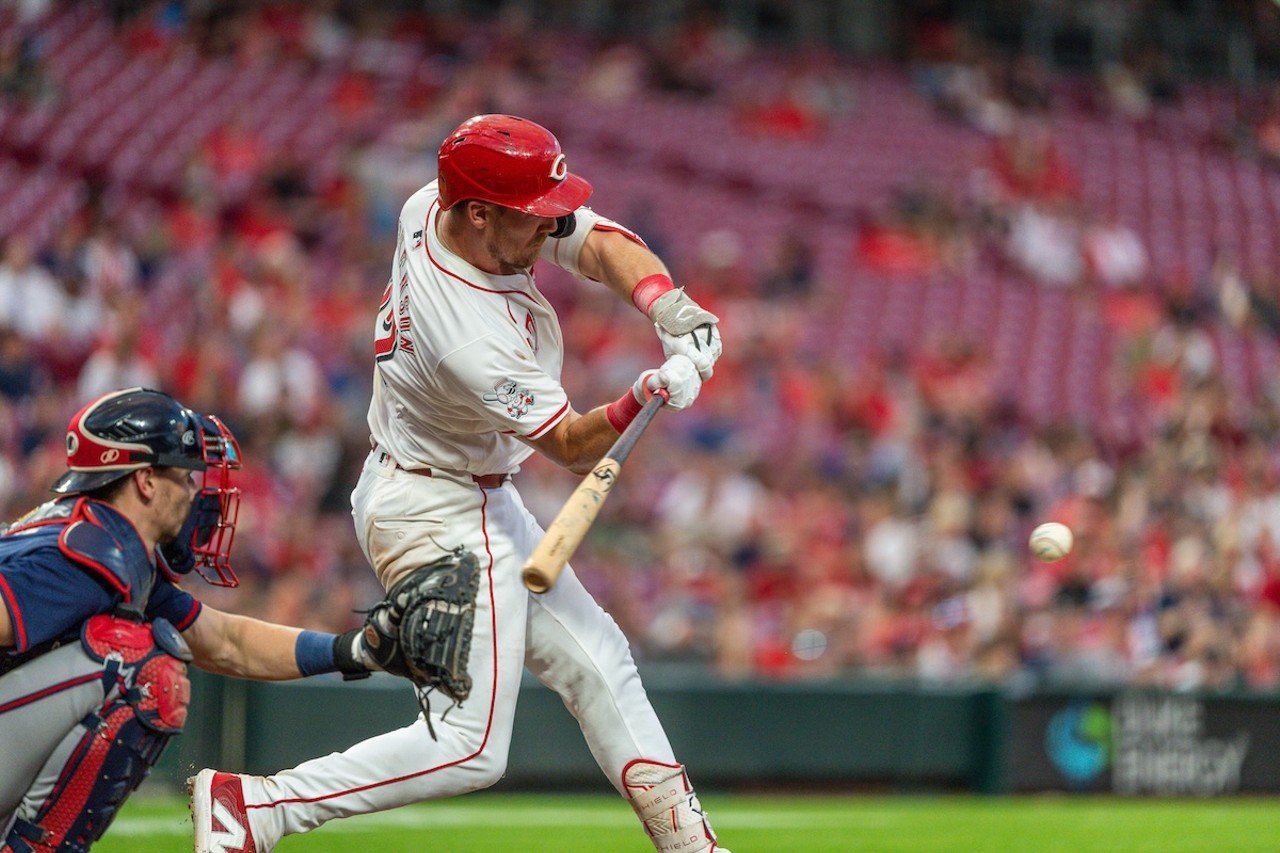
[
  {"xmin": 650, "ymin": 289, "xmax": 722, "ymax": 381},
  {"xmin": 634, "ymin": 354, "xmax": 702, "ymax": 411}
]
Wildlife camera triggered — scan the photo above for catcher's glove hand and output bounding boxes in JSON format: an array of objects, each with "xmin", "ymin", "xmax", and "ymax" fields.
[{"xmin": 360, "ymin": 548, "xmax": 482, "ymax": 733}]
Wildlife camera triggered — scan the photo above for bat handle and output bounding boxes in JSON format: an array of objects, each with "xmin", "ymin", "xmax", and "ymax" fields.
[
  {"xmin": 520, "ymin": 393, "xmax": 667, "ymax": 593},
  {"xmin": 608, "ymin": 392, "xmax": 666, "ymax": 466}
]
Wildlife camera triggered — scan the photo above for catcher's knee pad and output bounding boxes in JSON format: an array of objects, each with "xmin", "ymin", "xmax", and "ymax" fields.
[
  {"xmin": 80, "ymin": 613, "xmax": 192, "ymax": 733},
  {"xmin": 623, "ymin": 759, "xmax": 719, "ymax": 853},
  {"xmin": 3, "ymin": 698, "xmax": 177, "ymax": 852}
]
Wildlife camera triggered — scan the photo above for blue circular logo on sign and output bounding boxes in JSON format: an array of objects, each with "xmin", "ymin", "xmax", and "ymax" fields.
[{"xmin": 1045, "ymin": 702, "xmax": 1111, "ymax": 784}]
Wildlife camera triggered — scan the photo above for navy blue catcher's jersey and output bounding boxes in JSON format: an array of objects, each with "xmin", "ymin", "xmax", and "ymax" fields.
[{"xmin": 0, "ymin": 497, "xmax": 201, "ymax": 660}]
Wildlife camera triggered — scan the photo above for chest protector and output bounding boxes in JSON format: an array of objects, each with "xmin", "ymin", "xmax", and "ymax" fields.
[{"xmin": 1, "ymin": 497, "xmax": 157, "ymax": 610}]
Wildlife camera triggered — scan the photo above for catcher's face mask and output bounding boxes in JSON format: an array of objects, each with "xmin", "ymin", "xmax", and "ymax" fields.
[{"xmin": 185, "ymin": 414, "xmax": 243, "ymax": 587}]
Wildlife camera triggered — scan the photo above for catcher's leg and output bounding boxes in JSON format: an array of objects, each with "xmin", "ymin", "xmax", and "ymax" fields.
[
  {"xmin": 523, "ymin": 553, "xmax": 724, "ymax": 852},
  {"xmin": 214, "ymin": 466, "xmax": 529, "ymax": 848},
  {"xmin": 3, "ymin": 616, "xmax": 188, "ymax": 852},
  {"xmin": 0, "ymin": 645, "xmax": 112, "ymax": 829}
]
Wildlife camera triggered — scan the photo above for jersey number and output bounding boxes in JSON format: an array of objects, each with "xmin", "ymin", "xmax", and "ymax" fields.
[{"xmin": 374, "ymin": 281, "xmax": 397, "ymax": 363}]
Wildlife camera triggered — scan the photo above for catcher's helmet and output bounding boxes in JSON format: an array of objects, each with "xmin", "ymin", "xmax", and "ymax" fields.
[
  {"xmin": 54, "ymin": 388, "xmax": 211, "ymax": 494},
  {"xmin": 437, "ymin": 114, "xmax": 592, "ymax": 217},
  {"xmin": 52, "ymin": 387, "xmax": 244, "ymax": 587}
]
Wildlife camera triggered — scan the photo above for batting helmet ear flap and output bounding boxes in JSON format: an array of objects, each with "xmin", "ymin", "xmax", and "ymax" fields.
[{"xmin": 551, "ymin": 214, "xmax": 577, "ymax": 239}]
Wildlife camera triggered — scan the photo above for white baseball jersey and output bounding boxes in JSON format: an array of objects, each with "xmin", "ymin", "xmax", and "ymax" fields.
[
  {"xmin": 207, "ymin": 179, "xmax": 723, "ymax": 853},
  {"xmin": 368, "ymin": 180, "xmax": 628, "ymax": 476}
]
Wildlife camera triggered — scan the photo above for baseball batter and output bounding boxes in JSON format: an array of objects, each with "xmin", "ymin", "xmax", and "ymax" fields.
[
  {"xmin": 191, "ymin": 115, "xmax": 728, "ymax": 852},
  {"xmin": 0, "ymin": 388, "xmax": 381, "ymax": 852}
]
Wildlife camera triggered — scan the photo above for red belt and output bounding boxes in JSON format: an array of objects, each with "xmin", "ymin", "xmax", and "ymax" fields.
[{"xmin": 373, "ymin": 445, "xmax": 508, "ymax": 489}]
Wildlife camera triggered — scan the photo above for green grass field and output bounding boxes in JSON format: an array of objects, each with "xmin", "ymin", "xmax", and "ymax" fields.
[{"xmin": 95, "ymin": 792, "xmax": 1279, "ymax": 852}]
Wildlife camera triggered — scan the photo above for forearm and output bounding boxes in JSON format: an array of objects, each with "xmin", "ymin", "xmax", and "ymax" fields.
[
  {"xmin": 578, "ymin": 228, "xmax": 668, "ymax": 305},
  {"xmin": 185, "ymin": 608, "xmax": 305, "ymax": 681},
  {"xmin": 529, "ymin": 406, "xmax": 625, "ymax": 474},
  {"xmin": 578, "ymin": 226, "xmax": 721, "ymax": 382}
]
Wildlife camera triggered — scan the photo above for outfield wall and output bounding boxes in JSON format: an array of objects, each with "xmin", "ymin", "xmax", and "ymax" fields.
[{"xmin": 154, "ymin": 671, "xmax": 1280, "ymax": 795}]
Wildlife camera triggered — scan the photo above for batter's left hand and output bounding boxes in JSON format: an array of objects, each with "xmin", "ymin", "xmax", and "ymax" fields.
[{"xmin": 650, "ymin": 289, "xmax": 722, "ymax": 380}]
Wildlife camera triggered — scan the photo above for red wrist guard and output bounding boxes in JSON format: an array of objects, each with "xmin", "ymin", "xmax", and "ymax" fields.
[
  {"xmin": 605, "ymin": 387, "xmax": 644, "ymax": 433},
  {"xmin": 631, "ymin": 273, "xmax": 675, "ymax": 316}
]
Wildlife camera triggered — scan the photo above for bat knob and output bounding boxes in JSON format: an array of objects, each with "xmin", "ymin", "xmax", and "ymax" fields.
[{"xmin": 522, "ymin": 564, "xmax": 550, "ymax": 594}]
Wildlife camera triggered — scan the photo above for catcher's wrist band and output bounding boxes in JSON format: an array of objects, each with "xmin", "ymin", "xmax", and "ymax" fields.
[
  {"xmin": 295, "ymin": 629, "xmax": 340, "ymax": 676},
  {"xmin": 631, "ymin": 273, "xmax": 674, "ymax": 316},
  {"xmin": 606, "ymin": 387, "xmax": 644, "ymax": 433},
  {"xmin": 332, "ymin": 628, "xmax": 373, "ymax": 680}
]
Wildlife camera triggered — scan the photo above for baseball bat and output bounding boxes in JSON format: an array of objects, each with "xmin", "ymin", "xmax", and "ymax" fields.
[{"xmin": 522, "ymin": 393, "xmax": 667, "ymax": 593}]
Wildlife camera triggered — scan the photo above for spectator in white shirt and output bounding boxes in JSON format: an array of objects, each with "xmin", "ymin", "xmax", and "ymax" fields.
[
  {"xmin": 1084, "ymin": 212, "xmax": 1148, "ymax": 288},
  {"xmin": 237, "ymin": 321, "xmax": 323, "ymax": 419},
  {"xmin": 0, "ymin": 237, "xmax": 66, "ymax": 340}
]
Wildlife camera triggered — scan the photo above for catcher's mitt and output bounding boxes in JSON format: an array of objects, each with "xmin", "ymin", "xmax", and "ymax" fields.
[{"xmin": 361, "ymin": 548, "xmax": 481, "ymax": 733}]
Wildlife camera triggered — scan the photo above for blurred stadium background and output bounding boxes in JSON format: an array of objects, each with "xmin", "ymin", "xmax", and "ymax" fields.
[{"xmin": 6, "ymin": 0, "xmax": 1280, "ymax": 849}]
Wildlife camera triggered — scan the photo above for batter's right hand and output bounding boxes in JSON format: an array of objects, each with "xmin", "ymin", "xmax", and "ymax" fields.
[{"xmin": 633, "ymin": 354, "xmax": 702, "ymax": 411}]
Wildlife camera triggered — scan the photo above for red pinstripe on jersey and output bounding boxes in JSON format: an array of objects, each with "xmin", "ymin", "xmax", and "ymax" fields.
[
  {"xmin": 173, "ymin": 598, "xmax": 203, "ymax": 631},
  {"xmin": 592, "ymin": 222, "xmax": 646, "ymax": 248},
  {"xmin": 526, "ymin": 401, "xmax": 570, "ymax": 439}
]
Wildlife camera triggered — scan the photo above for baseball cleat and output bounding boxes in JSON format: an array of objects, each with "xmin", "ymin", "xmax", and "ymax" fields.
[{"xmin": 190, "ymin": 769, "xmax": 259, "ymax": 853}]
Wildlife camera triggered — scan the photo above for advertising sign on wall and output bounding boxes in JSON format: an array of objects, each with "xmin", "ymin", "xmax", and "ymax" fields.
[{"xmin": 1011, "ymin": 692, "xmax": 1280, "ymax": 794}]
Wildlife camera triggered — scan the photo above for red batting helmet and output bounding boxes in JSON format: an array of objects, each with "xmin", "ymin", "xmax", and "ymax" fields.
[{"xmin": 437, "ymin": 115, "xmax": 592, "ymax": 217}]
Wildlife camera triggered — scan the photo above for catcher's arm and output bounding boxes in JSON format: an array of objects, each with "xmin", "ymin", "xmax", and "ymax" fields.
[
  {"xmin": 182, "ymin": 607, "xmax": 307, "ymax": 680},
  {"xmin": 183, "ymin": 607, "xmax": 374, "ymax": 681}
]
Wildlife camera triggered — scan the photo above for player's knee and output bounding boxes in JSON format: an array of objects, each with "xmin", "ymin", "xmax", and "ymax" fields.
[
  {"xmin": 581, "ymin": 619, "xmax": 643, "ymax": 687},
  {"xmin": 133, "ymin": 654, "xmax": 191, "ymax": 733},
  {"xmin": 415, "ymin": 717, "xmax": 508, "ymax": 792},
  {"xmin": 460, "ymin": 743, "xmax": 508, "ymax": 793}
]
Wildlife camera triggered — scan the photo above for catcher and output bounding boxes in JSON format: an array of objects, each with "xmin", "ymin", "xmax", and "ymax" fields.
[{"xmin": 0, "ymin": 388, "xmax": 389, "ymax": 852}]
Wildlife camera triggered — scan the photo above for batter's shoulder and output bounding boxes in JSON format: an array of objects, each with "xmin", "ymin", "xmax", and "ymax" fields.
[{"xmin": 401, "ymin": 181, "xmax": 442, "ymax": 224}]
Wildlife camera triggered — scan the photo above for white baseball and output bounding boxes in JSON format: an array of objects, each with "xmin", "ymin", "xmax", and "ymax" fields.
[{"xmin": 1029, "ymin": 522, "xmax": 1073, "ymax": 562}]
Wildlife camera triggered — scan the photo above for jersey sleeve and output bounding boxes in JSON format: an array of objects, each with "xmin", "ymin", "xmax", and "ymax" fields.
[
  {"xmin": 539, "ymin": 207, "xmax": 647, "ymax": 282},
  {"xmin": 436, "ymin": 335, "xmax": 570, "ymax": 440},
  {"xmin": 145, "ymin": 577, "xmax": 202, "ymax": 631},
  {"xmin": 0, "ymin": 552, "xmax": 115, "ymax": 652}
]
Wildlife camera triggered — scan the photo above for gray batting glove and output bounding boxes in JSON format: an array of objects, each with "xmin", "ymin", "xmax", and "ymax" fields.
[
  {"xmin": 650, "ymin": 289, "xmax": 722, "ymax": 380},
  {"xmin": 632, "ymin": 354, "xmax": 703, "ymax": 411}
]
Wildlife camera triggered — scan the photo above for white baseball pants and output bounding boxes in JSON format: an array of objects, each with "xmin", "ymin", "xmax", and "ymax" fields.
[{"xmin": 240, "ymin": 451, "xmax": 679, "ymax": 840}]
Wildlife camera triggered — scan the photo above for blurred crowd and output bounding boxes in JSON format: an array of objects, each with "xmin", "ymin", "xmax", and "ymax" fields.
[{"xmin": 2, "ymin": 1, "xmax": 1280, "ymax": 695}]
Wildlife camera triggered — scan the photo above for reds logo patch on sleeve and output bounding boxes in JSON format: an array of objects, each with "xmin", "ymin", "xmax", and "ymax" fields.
[{"xmin": 483, "ymin": 379, "xmax": 535, "ymax": 419}]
